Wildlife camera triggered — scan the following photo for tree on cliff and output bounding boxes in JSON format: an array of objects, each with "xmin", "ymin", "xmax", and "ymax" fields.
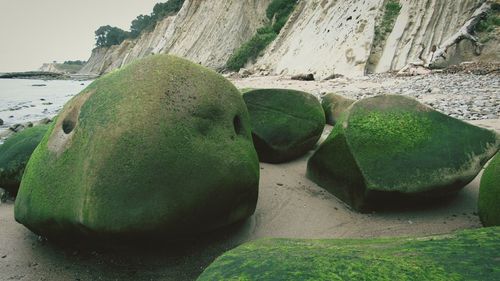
[
  {"xmin": 95, "ymin": 25, "xmax": 130, "ymax": 47},
  {"xmin": 151, "ymin": 0, "xmax": 184, "ymax": 20},
  {"xmin": 130, "ymin": 15, "xmax": 154, "ymax": 38},
  {"xmin": 130, "ymin": 0, "xmax": 185, "ymax": 38},
  {"xmin": 94, "ymin": 0, "xmax": 185, "ymax": 46}
]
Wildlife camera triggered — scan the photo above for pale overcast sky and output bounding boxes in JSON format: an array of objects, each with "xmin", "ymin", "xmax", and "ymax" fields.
[{"xmin": 0, "ymin": 0, "xmax": 164, "ymax": 72}]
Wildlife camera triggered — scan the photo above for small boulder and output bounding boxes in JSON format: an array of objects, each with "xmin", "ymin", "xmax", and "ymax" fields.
[
  {"xmin": 479, "ymin": 153, "xmax": 500, "ymax": 226},
  {"xmin": 321, "ymin": 93, "xmax": 355, "ymax": 125},
  {"xmin": 238, "ymin": 68, "xmax": 252, "ymax": 78},
  {"xmin": 15, "ymin": 55, "xmax": 260, "ymax": 241},
  {"xmin": 9, "ymin": 124, "xmax": 25, "ymax": 133},
  {"xmin": 307, "ymin": 95, "xmax": 499, "ymax": 212},
  {"xmin": 291, "ymin": 73, "xmax": 315, "ymax": 81},
  {"xmin": 0, "ymin": 187, "xmax": 6, "ymax": 203},
  {"xmin": 243, "ymin": 89, "xmax": 325, "ymax": 163},
  {"xmin": 36, "ymin": 117, "xmax": 52, "ymax": 125},
  {"xmin": 0, "ymin": 125, "xmax": 49, "ymax": 194},
  {"xmin": 323, "ymin": 73, "xmax": 344, "ymax": 80},
  {"xmin": 0, "ymin": 118, "xmax": 3, "ymax": 126}
]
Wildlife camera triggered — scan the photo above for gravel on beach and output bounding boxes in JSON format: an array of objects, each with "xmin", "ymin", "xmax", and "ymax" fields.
[{"xmin": 232, "ymin": 73, "xmax": 500, "ymax": 121}]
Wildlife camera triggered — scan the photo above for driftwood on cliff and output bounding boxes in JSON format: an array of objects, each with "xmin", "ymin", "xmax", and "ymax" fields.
[
  {"xmin": 398, "ymin": 1, "xmax": 492, "ymax": 75},
  {"xmin": 427, "ymin": 1, "xmax": 492, "ymax": 67}
]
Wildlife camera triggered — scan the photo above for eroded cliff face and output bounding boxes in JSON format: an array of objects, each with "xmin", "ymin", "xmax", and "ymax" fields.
[
  {"xmin": 81, "ymin": 0, "xmax": 496, "ymax": 77},
  {"xmin": 256, "ymin": 0, "xmax": 384, "ymax": 78},
  {"xmin": 255, "ymin": 0, "xmax": 489, "ymax": 78},
  {"xmin": 80, "ymin": 0, "xmax": 271, "ymax": 75}
]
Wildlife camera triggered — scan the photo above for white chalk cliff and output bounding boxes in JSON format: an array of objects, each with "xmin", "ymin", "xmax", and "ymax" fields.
[
  {"xmin": 80, "ymin": 0, "xmax": 498, "ymax": 77},
  {"xmin": 256, "ymin": 0, "xmax": 384, "ymax": 78},
  {"xmin": 80, "ymin": 0, "xmax": 271, "ymax": 75}
]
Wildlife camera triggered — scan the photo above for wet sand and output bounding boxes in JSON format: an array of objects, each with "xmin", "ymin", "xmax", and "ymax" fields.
[{"xmin": 1, "ymin": 119, "xmax": 497, "ymax": 281}]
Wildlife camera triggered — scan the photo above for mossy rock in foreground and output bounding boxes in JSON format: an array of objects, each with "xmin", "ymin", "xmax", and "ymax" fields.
[
  {"xmin": 0, "ymin": 125, "xmax": 49, "ymax": 194},
  {"xmin": 197, "ymin": 227, "xmax": 500, "ymax": 281},
  {"xmin": 479, "ymin": 152, "xmax": 500, "ymax": 226},
  {"xmin": 307, "ymin": 95, "xmax": 499, "ymax": 212},
  {"xmin": 15, "ymin": 55, "xmax": 260, "ymax": 241},
  {"xmin": 321, "ymin": 93, "xmax": 355, "ymax": 126},
  {"xmin": 243, "ymin": 89, "xmax": 325, "ymax": 163}
]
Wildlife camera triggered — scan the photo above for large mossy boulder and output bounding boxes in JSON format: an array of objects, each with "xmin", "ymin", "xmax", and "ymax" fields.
[
  {"xmin": 15, "ymin": 55, "xmax": 260, "ymax": 241},
  {"xmin": 197, "ymin": 227, "xmax": 500, "ymax": 281},
  {"xmin": 307, "ymin": 95, "xmax": 499, "ymax": 212},
  {"xmin": 321, "ymin": 93, "xmax": 355, "ymax": 125},
  {"xmin": 0, "ymin": 125, "xmax": 49, "ymax": 194},
  {"xmin": 243, "ymin": 89, "xmax": 325, "ymax": 163},
  {"xmin": 479, "ymin": 153, "xmax": 500, "ymax": 226}
]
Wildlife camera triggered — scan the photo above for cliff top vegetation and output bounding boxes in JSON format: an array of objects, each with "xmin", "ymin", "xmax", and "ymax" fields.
[{"xmin": 94, "ymin": 0, "xmax": 184, "ymax": 48}]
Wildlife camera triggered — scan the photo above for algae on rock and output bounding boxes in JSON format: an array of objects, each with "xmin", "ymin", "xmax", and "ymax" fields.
[
  {"xmin": 243, "ymin": 88, "xmax": 325, "ymax": 163},
  {"xmin": 197, "ymin": 227, "xmax": 500, "ymax": 281},
  {"xmin": 15, "ymin": 55, "xmax": 260, "ymax": 241},
  {"xmin": 479, "ymin": 152, "xmax": 500, "ymax": 226},
  {"xmin": 307, "ymin": 95, "xmax": 499, "ymax": 212},
  {"xmin": 0, "ymin": 125, "xmax": 49, "ymax": 194}
]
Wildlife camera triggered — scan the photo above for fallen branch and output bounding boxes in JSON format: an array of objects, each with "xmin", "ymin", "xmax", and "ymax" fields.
[
  {"xmin": 426, "ymin": 1, "xmax": 492, "ymax": 67},
  {"xmin": 398, "ymin": 1, "xmax": 493, "ymax": 75}
]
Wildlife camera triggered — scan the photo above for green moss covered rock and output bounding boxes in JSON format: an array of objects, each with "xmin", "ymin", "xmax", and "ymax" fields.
[
  {"xmin": 479, "ymin": 153, "xmax": 500, "ymax": 226},
  {"xmin": 0, "ymin": 125, "xmax": 49, "ymax": 194},
  {"xmin": 307, "ymin": 95, "xmax": 499, "ymax": 212},
  {"xmin": 321, "ymin": 93, "xmax": 355, "ymax": 126},
  {"xmin": 243, "ymin": 89, "xmax": 325, "ymax": 163},
  {"xmin": 197, "ymin": 227, "xmax": 500, "ymax": 281},
  {"xmin": 15, "ymin": 55, "xmax": 260, "ymax": 240}
]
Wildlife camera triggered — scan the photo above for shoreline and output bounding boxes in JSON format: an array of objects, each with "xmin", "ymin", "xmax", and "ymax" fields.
[
  {"xmin": 0, "ymin": 72, "xmax": 498, "ymax": 280},
  {"xmin": 0, "ymin": 71, "xmax": 98, "ymax": 81}
]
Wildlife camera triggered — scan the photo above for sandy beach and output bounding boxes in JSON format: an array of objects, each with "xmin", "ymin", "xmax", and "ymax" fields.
[
  {"xmin": 0, "ymin": 74, "xmax": 499, "ymax": 280},
  {"xmin": 1, "ymin": 121, "xmax": 498, "ymax": 280}
]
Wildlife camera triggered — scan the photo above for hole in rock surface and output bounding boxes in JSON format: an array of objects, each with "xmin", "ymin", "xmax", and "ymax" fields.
[
  {"xmin": 233, "ymin": 115, "xmax": 244, "ymax": 136},
  {"xmin": 62, "ymin": 118, "xmax": 76, "ymax": 134}
]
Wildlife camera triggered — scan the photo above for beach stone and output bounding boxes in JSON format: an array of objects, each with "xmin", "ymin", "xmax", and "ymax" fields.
[
  {"xmin": 243, "ymin": 89, "xmax": 325, "ymax": 163},
  {"xmin": 0, "ymin": 188, "xmax": 6, "ymax": 203},
  {"xmin": 15, "ymin": 55, "xmax": 259, "ymax": 241},
  {"xmin": 238, "ymin": 68, "xmax": 252, "ymax": 78},
  {"xmin": 291, "ymin": 73, "xmax": 315, "ymax": 81},
  {"xmin": 307, "ymin": 95, "xmax": 499, "ymax": 212},
  {"xmin": 197, "ymin": 227, "xmax": 500, "ymax": 281},
  {"xmin": 479, "ymin": 153, "xmax": 500, "ymax": 226},
  {"xmin": 36, "ymin": 118, "xmax": 52, "ymax": 125},
  {"xmin": 9, "ymin": 124, "xmax": 25, "ymax": 133},
  {"xmin": 0, "ymin": 125, "xmax": 49, "ymax": 194},
  {"xmin": 321, "ymin": 93, "xmax": 355, "ymax": 125}
]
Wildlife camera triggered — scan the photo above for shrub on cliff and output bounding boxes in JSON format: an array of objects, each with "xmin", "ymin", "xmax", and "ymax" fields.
[
  {"xmin": 226, "ymin": 32, "xmax": 277, "ymax": 71},
  {"xmin": 225, "ymin": 0, "xmax": 298, "ymax": 71},
  {"xmin": 373, "ymin": 0, "xmax": 402, "ymax": 47}
]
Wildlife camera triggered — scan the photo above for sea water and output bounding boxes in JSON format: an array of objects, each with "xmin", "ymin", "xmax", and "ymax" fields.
[{"xmin": 0, "ymin": 79, "xmax": 91, "ymax": 136}]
